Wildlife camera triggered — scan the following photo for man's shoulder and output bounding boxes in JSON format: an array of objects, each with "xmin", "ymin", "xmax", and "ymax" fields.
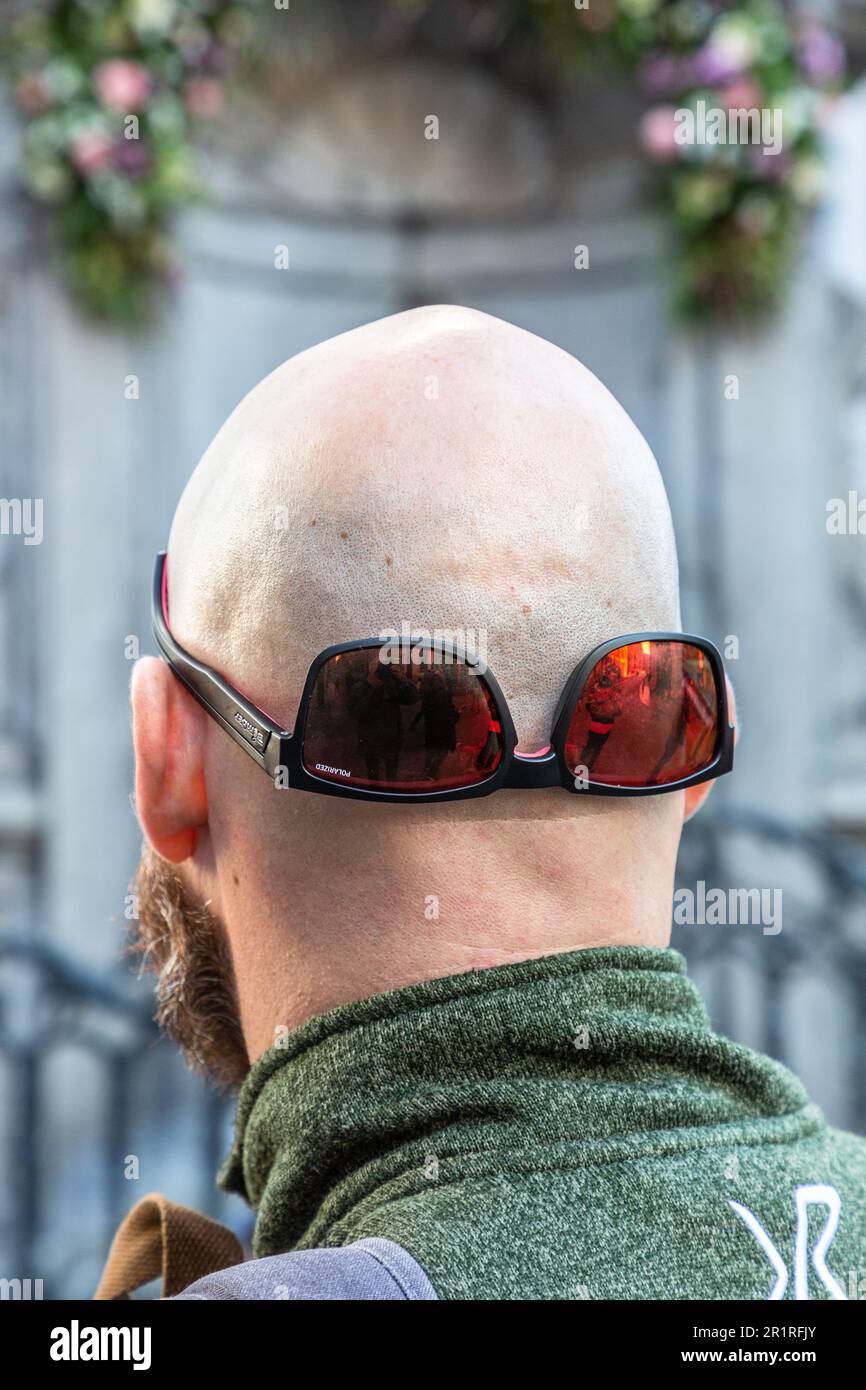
[{"xmin": 172, "ymin": 1237, "xmax": 438, "ymax": 1301}]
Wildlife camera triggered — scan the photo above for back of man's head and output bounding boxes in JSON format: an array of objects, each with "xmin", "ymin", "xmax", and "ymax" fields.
[{"xmin": 131, "ymin": 306, "xmax": 703, "ymax": 1088}]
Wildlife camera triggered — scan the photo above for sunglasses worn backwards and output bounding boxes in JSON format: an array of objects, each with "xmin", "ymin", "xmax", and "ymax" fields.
[{"xmin": 152, "ymin": 552, "xmax": 734, "ymax": 804}]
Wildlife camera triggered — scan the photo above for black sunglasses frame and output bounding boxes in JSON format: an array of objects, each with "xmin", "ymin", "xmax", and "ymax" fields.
[{"xmin": 151, "ymin": 552, "xmax": 734, "ymax": 803}]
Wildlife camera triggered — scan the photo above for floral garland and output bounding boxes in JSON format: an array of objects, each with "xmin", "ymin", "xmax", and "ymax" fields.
[
  {"xmin": 2, "ymin": 0, "xmax": 255, "ymax": 321},
  {"xmin": 530, "ymin": 0, "xmax": 845, "ymax": 320},
  {"xmin": 1, "ymin": 0, "xmax": 847, "ymax": 324}
]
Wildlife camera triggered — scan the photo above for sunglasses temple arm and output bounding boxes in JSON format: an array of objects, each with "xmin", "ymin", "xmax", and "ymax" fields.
[{"xmin": 151, "ymin": 552, "xmax": 292, "ymax": 776}]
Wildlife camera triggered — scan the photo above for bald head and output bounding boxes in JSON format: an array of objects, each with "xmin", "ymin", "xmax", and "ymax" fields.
[
  {"xmin": 167, "ymin": 305, "xmax": 679, "ymax": 752},
  {"xmin": 132, "ymin": 307, "xmax": 695, "ymax": 1073}
]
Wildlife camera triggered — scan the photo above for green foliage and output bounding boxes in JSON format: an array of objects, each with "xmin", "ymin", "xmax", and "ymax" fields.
[
  {"xmin": 2, "ymin": 0, "xmax": 254, "ymax": 323},
  {"xmin": 1, "ymin": 0, "xmax": 847, "ymax": 325},
  {"xmin": 529, "ymin": 0, "xmax": 845, "ymax": 324}
]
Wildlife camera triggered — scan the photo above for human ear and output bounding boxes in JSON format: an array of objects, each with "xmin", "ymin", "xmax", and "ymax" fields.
[{"xmin": 131, "ymin": 657, "xmax": 208, "ymax": 863}]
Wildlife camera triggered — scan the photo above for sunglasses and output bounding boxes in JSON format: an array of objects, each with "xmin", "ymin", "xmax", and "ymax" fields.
[{"xmin": 152, "ymin": 552, "xmax": 733, "ymax": 804}]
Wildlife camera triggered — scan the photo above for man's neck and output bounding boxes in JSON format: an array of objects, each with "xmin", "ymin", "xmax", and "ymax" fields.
[{"xmin": 218, "ymin": 806, "xmax": 680, "ymax": 1062}]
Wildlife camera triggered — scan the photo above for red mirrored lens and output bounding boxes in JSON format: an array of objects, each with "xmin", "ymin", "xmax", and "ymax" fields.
[
  {"xmin": 302, "ymin": 649, "xmax": 504, "ymax": 793},
  {"xmin": 564, "ymin": 640, "xmax": 720, "ymax": 787}
]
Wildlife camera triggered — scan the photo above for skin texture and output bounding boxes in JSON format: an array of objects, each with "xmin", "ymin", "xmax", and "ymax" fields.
[{"xmin": 131, "ymin": 306, "xmax": 728, "ymax": 1089}]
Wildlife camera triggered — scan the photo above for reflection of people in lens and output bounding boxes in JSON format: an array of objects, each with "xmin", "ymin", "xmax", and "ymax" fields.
[
  {"xmin": 411, "ymin": 664, "xmax": 460, "ymax": 780},
  {"xmin": 346, "ymin": 657, "xmax": 418, "ymax": 782},
  {"xmin": 578, "ymin": 658, "xmax": 625, "ymax": 771},
  {"xmin": 475, "ymin": 723, "xmax": 499, "ymax": 773},
  {"xmin": 647, "ymin": 674, "xmax": 700, "ymax": 784}
]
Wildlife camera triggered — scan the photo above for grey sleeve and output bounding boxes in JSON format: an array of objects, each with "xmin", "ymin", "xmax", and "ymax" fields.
[{"xmin": 172, "ymin": 1237, "xmax": 438, "ymax": 1301}]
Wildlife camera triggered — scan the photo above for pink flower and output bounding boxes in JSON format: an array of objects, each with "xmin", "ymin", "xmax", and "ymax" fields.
[
  {"xmin": 720, "ymin": 79, "xmax": 763, "ymax": 111},
  {"xmin": 69, "ymin": 130, "xmax": 114, "ymax": 175},
  {"xmin": 184, "ymin": 77, "xmax": 224, "ymax": 120},
  {"xmin": 639, "ymin": 105, "xmax": 681, "ymax": 163},
  {"xmin": 93, "ymin": 60, "xmax": 151, "ymax": 112}
]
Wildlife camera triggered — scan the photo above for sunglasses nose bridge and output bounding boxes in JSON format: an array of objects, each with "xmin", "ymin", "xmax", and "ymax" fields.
[{"xmin": 506, "ymin": 748, "xmax": 561, "ymax": 790}]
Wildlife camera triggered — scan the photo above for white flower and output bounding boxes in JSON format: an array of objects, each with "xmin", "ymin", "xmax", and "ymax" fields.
[
  {"xmin": 131, "ymin": 0, "xmax": 176, "ymax": 37},
  {"xmin": 710, "ymin": 15, "xmax": 761, "ymax": 71},
  {"xmin": 786, "ymin": 157, "xmax": 825, "ymax": 205}
]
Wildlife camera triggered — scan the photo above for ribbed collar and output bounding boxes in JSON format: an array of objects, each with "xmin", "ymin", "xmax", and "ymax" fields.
[{"xmin": 219, "ymin": 947, "xmax": 817, "ymax": 1257}]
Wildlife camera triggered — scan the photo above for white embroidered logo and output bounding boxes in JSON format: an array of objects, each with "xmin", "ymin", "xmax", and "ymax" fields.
[{"xmin": 729, "ymin": 1184, "xmax": 847, "ymax": 1300}]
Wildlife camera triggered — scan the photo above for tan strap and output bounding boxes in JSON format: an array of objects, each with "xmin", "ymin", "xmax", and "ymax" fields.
[{"xmin": 94, "ymin": 1192, "xmax": 244, "ymax": 1300}]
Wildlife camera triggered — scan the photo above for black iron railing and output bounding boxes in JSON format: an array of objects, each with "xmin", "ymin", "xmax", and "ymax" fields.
[{"xmin": 0, "ymin": 936, "xmax": 232, "ymax": 1296}]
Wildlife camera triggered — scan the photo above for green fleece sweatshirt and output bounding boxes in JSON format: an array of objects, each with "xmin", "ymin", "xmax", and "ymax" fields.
[{"xmin": 218, "ymin": 947, "xmax": 866, "ymax": 1300}]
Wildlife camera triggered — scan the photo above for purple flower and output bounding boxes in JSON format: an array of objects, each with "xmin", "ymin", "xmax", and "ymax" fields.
[
  {"xmin": 112, "ymin": 139, "xmax": 153, "ymax": 178},
  {"xmin": 688, "ymin": 45, "xmax": 744, "ymax": 87},
  {"xmin": 749, "ymin": 147, "xmax": 790, "ymax": 181},
  {"xmin": 639, "ymin": 54, "xmax": 682, "ymax": 99},
  {"xmin": 798, "ymin": 26, "xmax": 845, "ymax": 85},
  {"xmin": 202, "ymin": 41, "xmax": 234, "ymax": 77}
]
